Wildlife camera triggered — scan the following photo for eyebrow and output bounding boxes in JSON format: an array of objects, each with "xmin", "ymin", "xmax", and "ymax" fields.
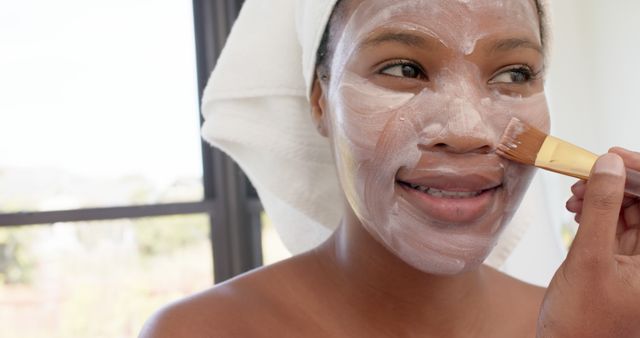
[
  {"xmin": 361, "ymin": 31, "xmax": 429, "ymax": 49},
  {"xmin": 360, "ymin": 32, "xmax": 543, "ymax": 55},
  {"xmin": 491, "ymin": 38, "xmax": 543, "ymax": 55}
]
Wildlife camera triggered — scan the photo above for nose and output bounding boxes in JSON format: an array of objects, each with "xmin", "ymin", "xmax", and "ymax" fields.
[{"xmin": 418, "ymin": 98, "xmax": 495, "ymax": 154}]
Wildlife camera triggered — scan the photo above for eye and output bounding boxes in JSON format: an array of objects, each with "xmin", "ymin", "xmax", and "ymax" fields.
[
  {"xmin": 489, "ymin": 66, "xmax": 536, "ymax": 84},
  {"xmin": 379, "ymin": 61, "xmax": 427, "ymax": 80}
]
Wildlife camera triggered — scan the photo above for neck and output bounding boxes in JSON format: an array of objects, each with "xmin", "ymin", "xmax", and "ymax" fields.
[{"xmin": 312, "ymin": 204, "xmax": 496, "ymax": 336}]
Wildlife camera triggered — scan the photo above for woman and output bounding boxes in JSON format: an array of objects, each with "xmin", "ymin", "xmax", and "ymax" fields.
[{"xmin": 141, "ymin": 0, "xmax": 640, "ymax": 336}]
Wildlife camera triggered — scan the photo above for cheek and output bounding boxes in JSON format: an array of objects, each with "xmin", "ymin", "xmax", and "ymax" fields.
[
  {"xmin": 500, "ymin": 163, "xmax": 536, "ymax": 229},
  {"xmin": 470, "ymin": 91, "xmax": 550, "ymax": 147},
  {"xmin": 497, "ymin": 92, "xmax": 551, "ymax": 132},
  {"xmin": 506, "ymin": 162, "xmax": 536, "ymax": 194},
  {"xmin": 329, "ymin": 75, "xmax": 416, "ymax": 160},
  {"xmin": 327, "ymin": 77, "xmax": 425, "ymax": 221}
]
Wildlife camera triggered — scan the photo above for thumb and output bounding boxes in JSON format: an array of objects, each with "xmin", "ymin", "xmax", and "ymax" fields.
[{"xmin": 569, "ymin": 153, "xmax": 626, "ymax": 261}]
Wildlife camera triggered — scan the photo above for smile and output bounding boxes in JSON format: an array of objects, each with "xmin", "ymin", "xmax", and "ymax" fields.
[
  {"xmin": 396, "ymin": 180, "xmax": 503, "ymax": 224},
  {"xmin": 402, "ymin": 183, "xmax": 485, "ymax": 198}
]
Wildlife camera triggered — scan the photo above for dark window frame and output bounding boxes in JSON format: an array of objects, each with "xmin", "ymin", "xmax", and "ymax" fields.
[{"xmin": 0, "ymin": 0, "xmax": 259, "ymax": 284}]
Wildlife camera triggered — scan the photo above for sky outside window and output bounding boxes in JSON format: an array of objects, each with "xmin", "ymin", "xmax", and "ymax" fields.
[{"xmin": 0, "ymin": 0, "xmax": 203, "ymax": 212}]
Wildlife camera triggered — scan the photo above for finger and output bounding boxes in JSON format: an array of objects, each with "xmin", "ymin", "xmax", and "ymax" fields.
[
  {"xmin": 622, "ymin": 196, "xmax": 636, "ymax": 209},
  {"xmin": 571, "ymin": 180, "xmax": 587, "ymax": 199},
  {"xmin": 634, "ymin": 229, "xmax": 640, "ymax": 255},
  {"xmin": 575, "ymin": 213, "xmax": 581, "ymax": 224},
  {"xmin": 609, "ymin": 147, "xmax": 640, "ymax": 171},
  {"xmin": 570, "ymin": 153, "xmax": 626, "ymax": 260},
  {"xmin": 566, "ymin": 195, "xmax": 583, "ymax": 213},
  {"xmin": 624, "ymin": 203, "xmax": 640, "ymax": 227},
  {"xmin": 619, "ymin": 228, "xmax": 639, "ymax": 255},
  {"xmin": 610, "ymin": 147, "xmax": 640, "ymax": 202},
  {"xmin": 616, "ymin": 214, "xmax": 626, "ymax": 237}
]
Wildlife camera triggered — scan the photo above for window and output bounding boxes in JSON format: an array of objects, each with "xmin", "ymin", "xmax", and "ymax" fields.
[
  {"xmin": 0, "ymin": 1, "xmax": 262, "ymax": 337},
  {"xmin": 1, "ymin": 216, "xmax": 212, "ymax": 338}
]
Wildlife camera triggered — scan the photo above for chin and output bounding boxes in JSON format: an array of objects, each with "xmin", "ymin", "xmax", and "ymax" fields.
[
  {"xmin": 356, "ymin": 183, "xmax": 524, "ymax": 276},
  {"xmin": 368, "ymin": 219, "xmax": 501, "ymax": 275},
  {"xmin": 391, "ymin": 239, "xmax": 494, "ymax": 275}
]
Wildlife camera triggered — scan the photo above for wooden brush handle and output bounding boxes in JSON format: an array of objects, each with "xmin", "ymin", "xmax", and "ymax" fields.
[{"xmin": 625, "ymin": 168, "xmax": 640, "ymax": 198}]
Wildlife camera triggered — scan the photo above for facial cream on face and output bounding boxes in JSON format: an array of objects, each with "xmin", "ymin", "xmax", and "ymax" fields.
[{"xmin": 324, "ymin": 0, "xmax": 549, "ymax": 274}]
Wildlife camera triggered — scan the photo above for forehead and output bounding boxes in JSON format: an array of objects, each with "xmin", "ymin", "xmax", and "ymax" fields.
[{"xmin": 334, "ymin": 0, "xmax": 541, "ymax": 50}]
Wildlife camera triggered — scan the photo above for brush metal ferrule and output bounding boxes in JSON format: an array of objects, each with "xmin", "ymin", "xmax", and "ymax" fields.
[{"xmin": 535, "ymin": 135, "xmax": 599, "ymax": 180}]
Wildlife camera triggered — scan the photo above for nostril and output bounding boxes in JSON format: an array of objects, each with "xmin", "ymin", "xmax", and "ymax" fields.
[
  {"xmin": 420, "ymin": 143, "xmax": 494, "ymax": 154},
  {"xmin": 477, "ymin": 145, "xmax": 493, "ymax": 154},
  {"xmin": 419, "ymin": 143, "xmax": 448, "ymax": 152}
]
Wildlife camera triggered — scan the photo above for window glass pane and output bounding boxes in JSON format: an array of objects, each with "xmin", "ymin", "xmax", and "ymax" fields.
[
  {"xmin": 0, "ymin": 214, "xmax": 212, "ymax": 338},
  {"xmin": 0, "ymin": 0, "xmax": 202, "ymax": 213}
]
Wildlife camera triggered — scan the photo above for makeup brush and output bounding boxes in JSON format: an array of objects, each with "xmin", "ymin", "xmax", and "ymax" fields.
[{"xmin": 497, "ymin": 117, "xmax": 640, "ymax": 198}]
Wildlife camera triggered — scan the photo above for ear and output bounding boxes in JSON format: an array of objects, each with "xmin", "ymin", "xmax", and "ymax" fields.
[{"xmin": 310, "ymin": 76, "xmax": 329, "ymax": 137}]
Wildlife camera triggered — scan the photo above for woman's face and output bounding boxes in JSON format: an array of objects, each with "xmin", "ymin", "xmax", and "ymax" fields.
[{"xmin": 316, "ymin": 0, "xmax": 550, "ymax": 274}]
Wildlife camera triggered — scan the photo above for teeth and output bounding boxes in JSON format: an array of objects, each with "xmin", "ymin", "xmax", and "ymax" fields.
[
  {"xmin": 408, "ymin": 184, "xmax": 482, "ymax": 198},
  {"xmin": 409, "ymin": 183, "xmax": 428, "ymax": 192},
  {"xmin": 426, "ymin": 188, "xmax": 481, "ymax": 198}
]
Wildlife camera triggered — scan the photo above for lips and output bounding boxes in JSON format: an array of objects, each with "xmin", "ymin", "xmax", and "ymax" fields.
[
  {"xmin": 395, "ymin": 153, "xmax": 505, "ymax": 224},
  {"xmin": 396, "ymin": 181, "xmax": 502, "ymax": 224}
]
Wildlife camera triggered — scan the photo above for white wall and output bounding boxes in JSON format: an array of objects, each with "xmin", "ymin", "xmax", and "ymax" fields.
[
  {"xmin": 589, "ymin": 1, "xmax": 640, "ymax": 151},
  {"xmin": 548, "ymin": 0, "xmax": 640, "ymax": 151}
]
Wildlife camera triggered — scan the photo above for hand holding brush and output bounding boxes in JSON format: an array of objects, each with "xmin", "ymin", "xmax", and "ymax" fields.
[{"xmin": 496, "ymin": 118, "xmax": 640, "ymax": 337}]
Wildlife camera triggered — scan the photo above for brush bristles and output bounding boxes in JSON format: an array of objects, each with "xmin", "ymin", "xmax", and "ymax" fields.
[{"xmin": 496, "ymin": 118, "xmax": 548, "ymax": 166}]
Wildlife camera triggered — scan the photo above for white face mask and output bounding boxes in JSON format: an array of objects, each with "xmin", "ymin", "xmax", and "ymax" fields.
[{"xmin": 322, "ymin": 0, "xmax": 550, "ymax": 274}]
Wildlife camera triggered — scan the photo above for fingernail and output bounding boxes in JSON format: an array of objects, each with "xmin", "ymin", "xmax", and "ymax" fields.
[{"xmin": 593, "ymin": 153, "xmax": 625, "ymax": 176}]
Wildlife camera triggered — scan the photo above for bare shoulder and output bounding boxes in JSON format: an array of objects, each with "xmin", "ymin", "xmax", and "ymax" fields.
[
  {"xmin": 138, "ymin": 281, "xmax": 252, "ymax": 338},
  {"xmin": 139, "ymin": 253, "xmax": 318, "ymax": 338}
]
